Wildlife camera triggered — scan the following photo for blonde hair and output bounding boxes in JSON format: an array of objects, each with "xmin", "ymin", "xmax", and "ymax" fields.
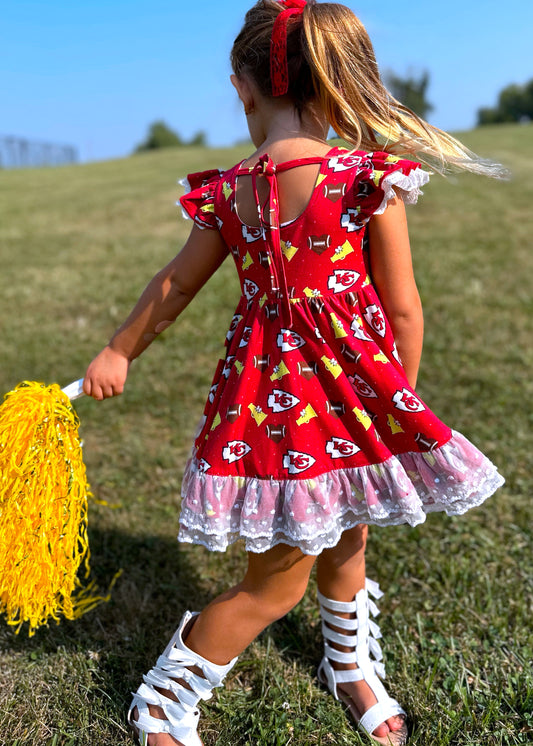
[{"xmin": 231, "ymin": 1, "xmax": 506, "ymax": 178}]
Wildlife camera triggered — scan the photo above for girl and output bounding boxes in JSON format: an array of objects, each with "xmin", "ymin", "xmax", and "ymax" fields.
[{"xmin": 84, "ymin": 1, "xmax": 505, "ymax": 744}]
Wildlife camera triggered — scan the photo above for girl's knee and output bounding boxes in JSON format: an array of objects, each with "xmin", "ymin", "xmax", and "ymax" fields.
[
  {"xmin": 319, "ymin": 524, "xmax": 368, "ymax": 570},
  {"xmin": 253, "ymin": 575, "xmax": 308, "ymax": 623},
  {"xmin": 346, "ymin": 522, "xmax": 368, "ymax": 545},
  {"xmin": 242, "ymin": 545, "xmax": 315, "ymax": 622},
  {"xmin": 275, "ymin": 573, "xmax": 309, "ymax": 615}
]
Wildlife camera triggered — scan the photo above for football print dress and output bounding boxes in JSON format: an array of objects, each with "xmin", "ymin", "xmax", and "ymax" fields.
[{"xmin": 178, "ymin": 146, "xmax": 504, "ymax": 554}]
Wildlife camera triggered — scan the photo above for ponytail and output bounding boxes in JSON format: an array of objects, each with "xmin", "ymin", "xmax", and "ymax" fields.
[
  {"xmin": 231, "ymin": 1, "xmax": 506, "ymax": 178},
  {"xmin": 301, "ymin": 3, "xmax": 505, "ymax": 177}
]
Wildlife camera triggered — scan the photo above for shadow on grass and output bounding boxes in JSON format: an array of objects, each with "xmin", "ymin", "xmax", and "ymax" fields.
[
  {"xmin": 0, "ymin": 524, "xmax": 328, "ymax": 742},
  {"xmin": 1, "ymin": 506, "xmax": 531, "ymax": 745},
  {"xmin": 0, "ymin": 527, "xmax": 218, "ymax": 712}
]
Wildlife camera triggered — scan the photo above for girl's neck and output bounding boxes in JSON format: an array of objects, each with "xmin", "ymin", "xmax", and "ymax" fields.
[{"xmin": 250, "ymin": 103, "xmax": 331, "ymax": 162}]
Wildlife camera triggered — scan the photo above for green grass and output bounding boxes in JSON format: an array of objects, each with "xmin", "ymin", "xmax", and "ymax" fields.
[{"xmin": 0, "ymin": 124, "xmax": 531, "ymax": 745}]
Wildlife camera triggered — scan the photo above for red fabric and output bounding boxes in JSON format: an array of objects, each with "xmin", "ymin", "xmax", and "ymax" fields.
[
  {"xmin": 270, "ymin": 1, "xmax": 307, "ymax": 96},
  {"xmin": 179, "ymin": 147, "xmax": 451, "ymax": 482},
  {"xmin": 247, "ymin": 154, "xmax": 297, "ymax": 326},
  {"xmin": 180, "ymin": 169, "xmax": 224, "ymax": 230}
]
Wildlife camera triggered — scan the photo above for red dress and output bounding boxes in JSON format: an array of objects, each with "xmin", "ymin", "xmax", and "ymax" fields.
[{"xmin": 177, "ymin": 147, "xmax": 503, "ymax": 554}]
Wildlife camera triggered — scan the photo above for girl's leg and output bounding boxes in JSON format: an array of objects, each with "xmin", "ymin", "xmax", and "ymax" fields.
[
  {"xmin": 140, "ymin": 543, "xmax": 317, "ymax": 746},
  {"xmin": 186, "ymin": 542, "xmax": 317, "ymax": 663},
  {"xmin": 316, "ymin": 524, "xmax": 404, "ymax": 739}
]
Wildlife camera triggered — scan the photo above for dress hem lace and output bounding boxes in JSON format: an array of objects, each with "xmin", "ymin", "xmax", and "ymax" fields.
[{"xmin": 177, "ymin": 430, "xmax": 504, "ymax": 555}]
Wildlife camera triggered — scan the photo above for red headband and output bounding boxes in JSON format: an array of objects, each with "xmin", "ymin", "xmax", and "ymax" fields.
[{"xmin": 270, "ymin": 0, "xmax": 307, "ymax": 97}]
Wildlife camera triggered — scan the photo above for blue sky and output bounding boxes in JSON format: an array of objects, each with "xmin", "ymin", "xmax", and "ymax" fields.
[{"xmin": 2, "ymin": 0, "xmax": 531, "ymax": 162}]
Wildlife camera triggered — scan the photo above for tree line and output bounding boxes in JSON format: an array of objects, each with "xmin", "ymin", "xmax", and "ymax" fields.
[
  {"xmin": 137, "ymin": 73, "xmax": 531, "ymax": 152},
  {"xmin": 386, "ymin": 72, "xmax": 533, "ymax": 127},
  {"xmin": 135, "ymin": 121, "xmax": 206, "ymax": 152},
  {"xmin": 478, "ymin": 80, "xmax": 533, "ymax": 125}
]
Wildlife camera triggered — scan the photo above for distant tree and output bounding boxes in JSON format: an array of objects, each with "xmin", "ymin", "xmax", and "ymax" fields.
[
  {"xmin": 385, "ymin": 70, "xmax": 434, "ymax": 119},
  {"xmin": 188, "ymin": 131, "xmax": 207, "ymax": 147},
  {"xmin": 477, "ymin": 107, "xmax": 502, "ymax": 126},
  {"xmin": 135, "ymin": 121, "xmax": 182, "ymax": 152},
  {"xmin": 478, "ymin": 80, "xmax": 533, "ymax": 125},
  {"xmin": 134, "ymin": 122, "xmax": 208, "ymax": 152}
]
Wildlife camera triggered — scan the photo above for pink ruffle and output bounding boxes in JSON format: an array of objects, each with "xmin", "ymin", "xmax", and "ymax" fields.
[{"xmin": 178, "ymin": 430, "xmax": 504, "ymax": 554}]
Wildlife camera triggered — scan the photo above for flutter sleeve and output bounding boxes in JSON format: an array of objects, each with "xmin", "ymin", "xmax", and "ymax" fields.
[
  {"xmin": 179, "ymin": 169, "xmax": 224, "ymax": 230},
  {"xmin": 355, "ymin": 152, "xmax": 430, "ymax": 223}
]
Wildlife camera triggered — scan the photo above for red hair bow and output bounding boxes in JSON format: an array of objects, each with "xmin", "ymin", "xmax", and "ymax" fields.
[{"xmin": 270, "ymin": 0, "xmax": 307, "ymax": 97}]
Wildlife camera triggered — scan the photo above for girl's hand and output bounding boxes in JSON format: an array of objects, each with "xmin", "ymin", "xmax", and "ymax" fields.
[
  {"xmin": 82, "ymin": 225, "xmax": 228, "ymax": 401},
  {"xmin": 83, "ymin": 345, "xmax": 130, "ymax": 400}
]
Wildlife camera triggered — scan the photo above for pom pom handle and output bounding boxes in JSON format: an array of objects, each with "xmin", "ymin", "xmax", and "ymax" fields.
[{"xmin": 61, "ymin": 379, "xmax": 85, "ymax": 401}]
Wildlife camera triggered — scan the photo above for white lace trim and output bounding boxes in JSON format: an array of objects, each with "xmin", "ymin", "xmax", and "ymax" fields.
[
  {"xmin": 373, "ymin": 167, "xmax": 431, "ymax": 215},
  {"xmin": 177, "ymin": 176, "xmax": 192, "ymax": 222},
  {"xmin": 178, "ymin": 430, "xmax": 504, "ymax": 555}
]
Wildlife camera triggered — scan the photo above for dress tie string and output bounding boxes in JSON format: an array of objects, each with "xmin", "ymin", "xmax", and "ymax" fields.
[{"xmin": 250, "ymin": 154, "xmax": 294, "ymax": 328}]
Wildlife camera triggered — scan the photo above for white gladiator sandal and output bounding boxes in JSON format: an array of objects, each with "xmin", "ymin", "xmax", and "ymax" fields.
[
  {"xmin": 317, "ymin": 579, "xmax": 408, "ymax": 746},
  {"xmin": 128, "ymin": 611, "xmax": 238, "ymax": 746}
]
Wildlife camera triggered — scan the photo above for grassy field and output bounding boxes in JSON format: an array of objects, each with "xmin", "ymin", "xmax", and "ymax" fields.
[{"xmin": 0, "ymin": 124, "xmax": 531, "ymax": 746}]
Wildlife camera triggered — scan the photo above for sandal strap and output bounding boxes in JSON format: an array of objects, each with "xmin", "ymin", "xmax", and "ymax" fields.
[
  {"xmin": 129, "ymin": 610, "xmax": 237, "ymax": 745},
  {"xmin": 365, "ymin": 577, "xmax": 384, "ymax": 601},
  {"xmin": 317, "ymin": 578, "xmax": 383, "ymax": 605},
  {"xmin": 133, "ymin": 696, "xmax": 200, "ymax": 732},
  {"xmin": 129, "ymin": 694, "xmax": 202, "ymax": 746},
  {"xmin": 317, "ymin": 579, "xmax": 398, "ymax": 721},
  {"xmin": 320, "ymin": 616, "xmax": 382, "ymax": 646},
  {"xmin": 323, "ymin": 641, "xmax": 358, "ymax": 665},
  {"xmin": 331, "ymin": 666, "xmax": 364, "ymax": 685},
  {"xmin": 321, "ymin": 619, "xmax": 357, "ymax": 644},
  {"xmin": 318, "ymin": 589, "xmax": 381, "ymax": 620},
  {"xmin": 133, "ymin": 708, "xmax": 174, "ymax": 736},
  {"xmin": 317, "ymin": 589, "xmax": 358, "ymax": 614},
  {"xmin": 358, "ymin": 699, "xmax": 406, "ymax": 737},
  {"xmin": 319, "ymin": 606, "xmax": 357, "ymax": 631},
  {"xmin": 160, "ymin": 624, "xmax": 237, "ymax": 690},
  {"xmin": 145, "ymin": 661, "xmax": 216, "ymax": 702},
  {"xmin": 319, "ymin": 585, "xmax": 384, "ymax": 670}
]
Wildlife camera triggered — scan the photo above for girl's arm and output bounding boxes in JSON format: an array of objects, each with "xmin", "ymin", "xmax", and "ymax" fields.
[
  {"xmin": 367, "ymin": 195, "xmax": 424, "ymax": 389},
  {"xmin": 83, "ymin": 226, "xmax": 229, "ymax": 400}
]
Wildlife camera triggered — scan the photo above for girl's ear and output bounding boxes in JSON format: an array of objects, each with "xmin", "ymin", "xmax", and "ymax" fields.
[{"xmin": 231, "ymin": 74, "xmax": 255, "ymax": 114}]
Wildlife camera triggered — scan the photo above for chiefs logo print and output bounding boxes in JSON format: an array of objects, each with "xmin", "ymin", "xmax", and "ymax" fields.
[
  {"xmin": 267, "ymin": 389, "xmax": 301, "ymax": 413},
  {"xmin": 222, "ymin": 356, "xmax": 235, "ymax": 379},
  {"xmin": 242, "ymin": 225, "xmax": 264, "ymax": 243},
  {"xmin": 392, "ymin": 388, "xmax": 426, "ymax": 413},
  {"xmin": 222, "ymin": 440, "xmax": 252, "ymax": 463},
  {"xmin": 226, "ymin": 314, "xmax": 243, "ymax": 343},
  {"xmin": 391, "ymin": 343, "xmax": 402, "ymax": 364},
  {"xmin": 277, "ymin": 328, "xmax": 306, "ymax": 352},
  {"xmin": 283, "ymin": 450, "xmax": 316, "ymax": 474},
  {"xmin": 326, "ymin": 437, "xmax": 361, "ymax": 459},
  {"xmin": 349, "ymin": 374, "xmax": 378, "ymax": 398},
  {"xmin": 239, "ymin": 326, "xmax": 252, "ymax": 348},
  {"xmin": 340, "ymin": 208, "xmax": 363, "ymax": 233},
  {"xmin": 243, "ymin": 278, "xmax": 260, "ymax": 301},
  {"xmin": 350, "ymin": 315, "xmax": 373, "ymax": 341},
  {"xmin": 364, "ymin": 304, "xmax": 387, "ymax": 338},
  {"xmin": 197, "ymin": 458, "xmax": 211, "ymax": 474},
  {"xmin": 328, "ymin": 269, "xmax": 361, "ymax": 294},
  {"xmin": 328, "ymin": 154, "xmax": 372, "ymax": 172}
]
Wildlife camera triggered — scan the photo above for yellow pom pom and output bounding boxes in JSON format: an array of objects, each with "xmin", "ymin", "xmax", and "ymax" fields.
[{"xmin": 0, "ymin": 381, "xmax": 113, "ymax": 635}]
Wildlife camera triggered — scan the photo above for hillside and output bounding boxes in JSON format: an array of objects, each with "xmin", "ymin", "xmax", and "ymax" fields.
[{"xmin": 0, "ymin": 124, "xmax": 531, "ymax": 745}]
